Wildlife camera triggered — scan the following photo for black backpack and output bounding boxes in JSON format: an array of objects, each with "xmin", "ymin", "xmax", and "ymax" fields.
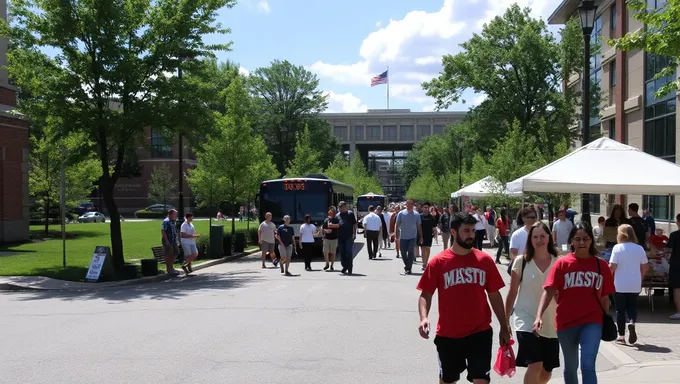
[{"xmin": 507, "ymin": 257, "xmax": 527, "ymax": 280}]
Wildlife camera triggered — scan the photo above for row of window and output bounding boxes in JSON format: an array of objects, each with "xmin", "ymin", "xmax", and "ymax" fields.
[
  {"xmin": 333, "ymin": 125, "xmax": 446, "ymax": 141},
  {"xmin": 583, "ymin": 194, "xmax": 674, "ymax": 220}
]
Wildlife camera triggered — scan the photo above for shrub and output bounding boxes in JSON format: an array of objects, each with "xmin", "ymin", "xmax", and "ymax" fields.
[
  {"xmin": 246, "ymin": 227, "xmax": 258, "ymax": 245},
  {"xmin": 195, "ymin": 235, "xmax": 210, "ymax": 258},
  {"xmin": 134, "ymin": 209, "xmax": 166, "ymax": 219}
]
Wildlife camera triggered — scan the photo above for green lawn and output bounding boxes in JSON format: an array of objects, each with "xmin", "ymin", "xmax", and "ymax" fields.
[{"xmin": 0, "ymin": 219, "xmax": 257, "ymax": 281}]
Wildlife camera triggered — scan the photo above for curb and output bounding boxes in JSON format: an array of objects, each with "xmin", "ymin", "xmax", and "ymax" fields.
[{"xmin": 0, "ymin": 249, "xmax": 259, "ymax": 292}]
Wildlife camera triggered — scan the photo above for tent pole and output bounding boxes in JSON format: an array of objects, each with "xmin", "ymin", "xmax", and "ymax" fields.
[{"xmin": 669, "ymin": 194, "xmax": 672, "ymax": 235}]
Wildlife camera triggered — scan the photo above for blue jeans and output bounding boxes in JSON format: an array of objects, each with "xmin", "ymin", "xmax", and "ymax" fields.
[
  {"xmin": 399, "ymin": 238, "xmax": 416, "ymax": 271},
  {"xmin": 337, "ymin": 238, "xmax": 354, "ymax": 271},
  {"xmin": 557, "ymin": 323, "xmax": 602, "ymax": 384}
]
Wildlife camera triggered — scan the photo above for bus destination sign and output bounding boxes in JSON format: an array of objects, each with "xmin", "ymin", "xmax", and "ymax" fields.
[{"xmin": 284, "ymin": 183, "xmax": 305, "ymax": 191}]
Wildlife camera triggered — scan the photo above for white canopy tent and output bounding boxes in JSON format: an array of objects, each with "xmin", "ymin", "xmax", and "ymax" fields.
[
  {"xmin": 506, "ymin": 137, "xmax": 680, "ymax": 195},
  {"xmin": 451, "ymin": 176, "xmax": 521, "ymax": 198}
]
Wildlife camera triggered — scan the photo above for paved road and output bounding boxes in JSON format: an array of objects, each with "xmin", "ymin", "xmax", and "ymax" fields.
[{"xmin": 1, "ymin": 239, "xmax": 618, "ymax": 384}]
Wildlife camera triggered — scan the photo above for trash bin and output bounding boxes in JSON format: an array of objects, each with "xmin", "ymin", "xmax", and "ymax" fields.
[
  {"xmin": 223, "ymin": 234, "xmax": 232, "ymax": 256},
  {"xmin": 233, "ymin": 232, "xmax": 246, "ymax": 253},
  {"xmin": 210, "ymin": 225, "xmax": 224, "ymax": 259},
  {"xmin": 141, "ymin": 259, "xmax": 158, "ymax": 276}
]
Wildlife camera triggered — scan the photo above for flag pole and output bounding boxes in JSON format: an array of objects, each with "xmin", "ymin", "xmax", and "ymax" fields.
[{"xmin": 386, "ymin": 66, "xmax": 390, "ymax": 110}]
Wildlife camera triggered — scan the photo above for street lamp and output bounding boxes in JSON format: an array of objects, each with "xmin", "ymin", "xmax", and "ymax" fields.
[
  {"xmin": 279, "ymin": 125, "xmax": 288, "ymax": 173},
  {"xmin": 457, "ymin": 140, "xmax": 463, "ymax": 190},
  {"xmin": 176, "ymin": 53, "xmax": 194, "ymax": 225},
  {"xmin": 578, "ymin": 0, "xmax": 597, "ymax": 224}
]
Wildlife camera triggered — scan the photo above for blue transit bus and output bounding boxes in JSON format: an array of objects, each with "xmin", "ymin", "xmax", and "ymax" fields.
[
  {"xmin": 258, "ymin": 175, "xmax": 354, "ymax": 255},
  {"xmin": 356, "ymin": 193, "xmax": 389, "ymax": 230}
]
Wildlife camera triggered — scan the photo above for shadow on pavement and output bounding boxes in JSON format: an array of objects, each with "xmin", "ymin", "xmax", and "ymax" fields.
[
  {"xmin": 628, "ymin": 343, "xmax": 673, "ymax": 354},
  {"xmin": 11, "ymin": 269, "xmax": 264, "ymax": 303}
]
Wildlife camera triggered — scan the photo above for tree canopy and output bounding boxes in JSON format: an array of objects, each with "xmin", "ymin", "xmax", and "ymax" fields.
[
  {"xmin": 2, "ymin": 0, "xmax": 236, "ymax": 268},
  {"xmin": 285, "ymin": 125, "xmax": 322, "ymax": 177},
  {"xmin": 324, "ymin": 153, "xmax": 383, "ymax": 197}
]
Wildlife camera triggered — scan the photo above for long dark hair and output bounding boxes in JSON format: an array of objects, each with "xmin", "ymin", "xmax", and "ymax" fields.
[
  {"xmin": 525, "ymin": 222, "xmax": 558, "ymax": 262},
  {"xmin": 605, "ymin": 204, "xmax": 625, "ymax": 227},
  {"xmin": 568, "ymin": 221, "xmax": 599, "ymax": 256},
  {"xmin": 500, "ymin": 208, "xmax": 508, "ymax": 225}
]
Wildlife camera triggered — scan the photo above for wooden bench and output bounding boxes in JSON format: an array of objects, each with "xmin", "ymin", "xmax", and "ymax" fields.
[{"xmin": 151, "ymin": 246, "xmax": 165, "ymax": 264}]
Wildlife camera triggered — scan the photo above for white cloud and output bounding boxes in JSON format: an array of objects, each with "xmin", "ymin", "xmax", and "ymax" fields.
[
  {"xmin": 257, "ymin": 0, "xmax": 270, "ymax": 13},
  {"xmin": 376, "ymin": 21, "xmax": 382, "ymax": 27},
  {"xmin": 308, "ymin": 0, "xmax": 563, "ymax": 109},
  {"xmin": 422, "ymin": 105, "xmax": 436, "ymax": 112},
  {"xmin": 326, "ymin": 91, "xmax": 368, "ymax": 113},
  {"xmin": 471, "ymin": 94, "xmax": 487, "ymax": 106},
  {"xmin": 238, "ymin": 67, "xmax": 250, "ymax": 76}
]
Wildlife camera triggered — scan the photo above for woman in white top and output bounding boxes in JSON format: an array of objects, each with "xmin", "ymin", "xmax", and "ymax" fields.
[
  {"xmin": 505, "ymin": 222, "xmax": 559, "ymax": 384},
  {"xmin": 473, "ymin": 206, "xmax": 487, "ymax": 250},
  {"xmin": 609, "ymin": 224, "xmax": 649, "ymax": 345},
  {"xmin": 180, "ymin": 212, "xmax": 200, "ymax": 275},
  {"xmin": 299, "ymin": 214, "xmax": 318, "ymax": 271}
]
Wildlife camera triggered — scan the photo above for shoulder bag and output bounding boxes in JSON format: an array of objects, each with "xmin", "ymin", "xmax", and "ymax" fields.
[{"xmin": 594, "ymin": 257, "xmax": 618, "ymax": 341}]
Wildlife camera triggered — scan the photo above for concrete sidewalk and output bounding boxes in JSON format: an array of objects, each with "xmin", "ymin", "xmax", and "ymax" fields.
[
  {"xmin": 548, "ymin": 360, "xmax": 680, "ymax": 383},
  {"xmin": 0, "ymin": 249, "xmax": 259, "ymax": 291}
]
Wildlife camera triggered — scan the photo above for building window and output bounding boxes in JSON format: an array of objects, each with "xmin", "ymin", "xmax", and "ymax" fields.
[
  {"xmin": 609, "ymin": 119, "xmax": 616, "ymax": 140},
  {"xmin": 589, "ymin": 123, "xmax": 602, "ymax": 142},
  {"xmin": 417, "ymin": 125, "xmax": 431, "ymax": 139},
  {"xmin": 644, "ymin": 52, "xmax": 676, "ymax": 163},
  {"xmin": 587, "ymin": 194, "xmax": 601, "ymax": 214},
  {"xmin": 333, "ymin": 126, "xmax": 347, "ymax": 141},
  {"xmin": 366, "ymin": 126, "xmax": 380, "ymax": 140},
  {"xmin": 643, "ymin": 195, "xmax": 675, "ymax": 221},
  {"xmin": 647, "ymin": 0, "xmax": 668, "ymax": 11},
  {"xmin": 354, "ymin": 126, "xmax": 364, "ymax": 141},
  {"xmin": 610, "ymin": 4, "xmax": 616, "ymax": 30},
  {"xmin": 150, "ymin": 129, "xmax": 172, "ymax": 158},
  {"xmin": 610, "ymin": 60, "xmax": 616, "ymax": 88},
  {"xmin": 400, "ymin": 125, "xmax": 414, "ymax": 140},
  {"xmin": 433, "ymin": 125, "xmax": 445, "ymax": 135},
  {"xmin": 384, "ymin": 126, "xmax": 397, "ymax": 140},
  {"xmin": 589, "ymin": 16, "xmax": 603, "ymax": 128}
]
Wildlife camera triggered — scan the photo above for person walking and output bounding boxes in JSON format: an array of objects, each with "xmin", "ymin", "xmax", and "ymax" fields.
[
  {"xmin": 534, "ymin": 222, "xmax": 615, "ymax": 384},
  {"xmin": 363, "ymin": 205, "xmax": 382, "ymax": 259},
  {"xmin": 439, "ymin": 206, "xmax": 451, "ymax": 250},
  {"xmin": 552, "ymin": 209, "xmax": 574, "ymax": 249},
  {"xmin": 299, "ymin": 214, "xmax": 317, "ymax": 271},
  {"xmin": 667, "ymin": 213, "xmax": 680, "ymax": 319},
  {"xmin": 321, "ymin": 208, "xmax": 339, "ymax": 271},
  {"xmin": 258, "ymin": 212, "xmax": 278, "ymax": 268},
  {"xmin": 485, "ymin": 206, "xmax": 496, "ymax": 248},
  {"xmin": 417, "ymin": 212, "xmax": 510, "ymax": 384},
  {"xmin": 609, "ymin": 224, "xmax": 649, "ymax": 344},
  {"xmin": 390, "ymin": 205, "xmax": 400, "ymax": 258},
  {"xmin": 472, "ymin": 206, "xmax": 487, "ymax": 250},
  {"xmin": 505, "ymin": 222, "xmax": 559, "ymax": 384},
  {"xmin": 377, "ymin": 206, "xmax": 390, "ymax": 251},
  {"xmin": 495, "ymin": 209, "xmax": 510, "ymax": 264},
  {"xmin": 160, "ymin": 209, "xmax": 180, "ymax": 276},
  {"xmin": 509, "ymin": 207, "xmax": 538, "ymax": 274},
  {"xmin": 419, "ymin": 201, "xmax": 438, "ymax": 270},
  {"xmin": 276, "ymin": 215, "xmax": 296, "ymax": 276},
  {"xmin": 395, "ymin": 198, "xmax": 423, "ymax": 275},
  {"xmin": 336, "ymin": 201, "xmax": 357, "ymax": 275},
  {"xmin": 179, "ymin": 212, "xmax": 200, "ymax": 275}
]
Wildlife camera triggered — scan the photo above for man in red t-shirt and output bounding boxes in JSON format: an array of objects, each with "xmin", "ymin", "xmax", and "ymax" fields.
[{"xmin": 417, "ymin": 212, "xmax": 510, "ymax": 384}]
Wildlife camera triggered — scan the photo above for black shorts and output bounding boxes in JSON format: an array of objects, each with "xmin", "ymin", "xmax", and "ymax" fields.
[
  {"xmin": 669, "ymin": 264, "xmax": 680, "ymax": 289},
  {"xmin": 515, "ymin": 331, "xmax": 560, "ymax": 372},
  {"xmin": 420, "ymin": 238, "xmax": 433, "ymax": 247},
  {"xmin": 434, "ymin": 328, "xmax": 492, "ymax": 383}
]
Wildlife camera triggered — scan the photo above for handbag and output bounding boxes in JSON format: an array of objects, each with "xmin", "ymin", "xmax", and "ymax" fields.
[{"xmin": 594, "ymin": 257, "xmax": 618, "ymax": 341}]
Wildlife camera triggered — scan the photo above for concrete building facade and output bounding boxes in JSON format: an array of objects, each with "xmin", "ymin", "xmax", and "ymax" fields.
[
  {"xmin": 0, "ymin": 0, "xmax": 30, "ymax": 243},
  {"xmin": 549, "ymin": 0, "xmax": 679, "ymax": 223},
  {"xmin": 321, "ymin": 109, "xmax": 466, "ymax": 200}
]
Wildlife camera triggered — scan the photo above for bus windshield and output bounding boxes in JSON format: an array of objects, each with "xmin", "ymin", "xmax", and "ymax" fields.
[
  {"xmin": 357, "ymin": 196, "xmax": 386, "ymax": 212},
  {"xmin": 260, "ymin": 182, "xmax": 329, "ymax": 223}
]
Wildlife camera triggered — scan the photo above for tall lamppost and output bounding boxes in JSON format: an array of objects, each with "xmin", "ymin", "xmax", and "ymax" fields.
[
  {"xmin": 579, "ymin": 0, "xmax": 598, "ymax": 224},
  {"xmin": 176, "ymin": 53, "xmax": 194, "ymax": 225},
  {"xmin": 457, "ymin": 140, "xmax": 463, "ymax": 190}
]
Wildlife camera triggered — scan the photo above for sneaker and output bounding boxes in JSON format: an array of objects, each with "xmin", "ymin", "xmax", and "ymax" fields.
[
  {"xmin": 182, "ymin": 265, "xmax": 190, "ymax": 275},
  {"xmin": 323, "ymin": 265, "xmax": 329, "ymax": 271},
  {"xmin": 273, "ymin": 258, "xmax": 279, "ymax": 267},
  {"xmin": 187, "ymin": 264, "xmax": 193, "ymax": 273},
  {"xmin": 341, "ymin": 268, "xmax": 347, "ymax": 274},
  {"xmin": 405, "ymin": 270, "xmax": 412, "ymax": 275},
  {"xmin": 670, "ymin": 313, "xmax": 680, "ymax": 320},
  {"xmin": 169, "ymin": 270, "xmax": 181, "ymax": 276},
  {"xmin": 262, "ymin": 263, "xmax": 266, "ymax": 269},
  {"xmin": 378, "ymin": 252, "xmax": 382, "ymax": 258},
  {"xmin": 627, "ymin": 323, "xmax": 637, "ymax": 344},
  {"xmin": 330, "ymin": 266, "xmax": 335, "ymax": 271},
  {"xmin": 280, "ymin": 266, "xmax": 285, "ymax": 273},
  {"xmin": 285, "ymin": 271, "xmax": 293, "ymax": 276}
]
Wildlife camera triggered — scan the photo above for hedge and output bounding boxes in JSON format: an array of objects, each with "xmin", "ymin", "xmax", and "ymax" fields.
[{"xmin": 134, "ymin": 210, "xmax": 167, "ymax": 219}]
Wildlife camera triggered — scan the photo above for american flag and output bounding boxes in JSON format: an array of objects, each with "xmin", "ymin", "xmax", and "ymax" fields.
[{"xmin": 371, "ymin": 70, "xmax": 388, "ymax": 86}]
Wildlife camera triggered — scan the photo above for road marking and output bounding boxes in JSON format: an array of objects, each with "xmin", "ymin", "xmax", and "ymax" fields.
[{"xmin": 599, "ymin": 340, "xmax": 637, "ymax": 366}]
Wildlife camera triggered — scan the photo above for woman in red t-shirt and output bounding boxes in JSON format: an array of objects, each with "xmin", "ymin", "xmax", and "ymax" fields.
[
  {"xmin": 495, "ymin": 208, "xmax": 510, "ymax": 264},
  {"xmin": 533, "ymin": 222, "xmax": 615, "ymax": 384}
]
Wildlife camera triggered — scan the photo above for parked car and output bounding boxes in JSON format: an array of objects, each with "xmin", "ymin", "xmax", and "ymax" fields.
[
  {"xmin": 78, "ymin": 212, "xmax": 106, "ymax": 223},
  {"xmin": 73, "ymin": 202, "xmax": 98, "ymax": 215}
]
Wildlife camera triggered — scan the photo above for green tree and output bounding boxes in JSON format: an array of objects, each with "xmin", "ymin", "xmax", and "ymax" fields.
[
  {"xmin": 249, "ymin": 60, "xmax": 339, "ymax": 172},
  {"xmin": 188, "ymin": 77, "xmax": 277, "ymax": 235},
  {"xmin": 323, "ymin": 153, "xmax": 382, "ymax": 197},
  {"xmin": 422, "ymin": 4, "xmax": 582, "ymax": 155},
  {"xmin": 610, "ymin": 0, "xmax": 679, "ymax": 97},
  {"xmin": 285, "ymin": 125, "xmax": 322, "ymax": 177},
  {"xmin": 2, "ymin": 0, "xmax": 235, "ymax": 269},
  {"xmin": 324, "ymin": 154, "xmax": 351, "ymax": 182},
  {"xmin": 147, "ymin": 164, "xmax": 177, "ymax": 209},
  {"xmin": 29, "ymin": 125, "xmax": 101, "ymax": 235}
]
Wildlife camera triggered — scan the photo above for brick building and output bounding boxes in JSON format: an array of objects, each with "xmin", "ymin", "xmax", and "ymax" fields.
[
  {"xmin": 549, "ymin": 0, "xmax": 679, "ymax": 223},
  {"xmin": 96, "ymin": 127, "xmax": 196, "ymax": 216},
  {"xmin": 0, "ymin": 0, "xmax": 30, "ymax": 243}
]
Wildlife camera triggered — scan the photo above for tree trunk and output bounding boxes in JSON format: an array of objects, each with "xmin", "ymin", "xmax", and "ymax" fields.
[
  {"xmin": 231, "ymin": 202, "xmax": 236, "ymax": 235},
  {"xmin": 44, "ymin": 198, "xmax": 50, "ymax": 237},
  {"xmin": 101, "ymin": 176, "xmax": 124, "ymax": 270}
]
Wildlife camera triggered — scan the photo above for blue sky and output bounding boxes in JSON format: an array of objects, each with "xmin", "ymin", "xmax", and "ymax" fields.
[{"xmin": 210, "ymin": 0, "xmax": 564, "ymax": 113}]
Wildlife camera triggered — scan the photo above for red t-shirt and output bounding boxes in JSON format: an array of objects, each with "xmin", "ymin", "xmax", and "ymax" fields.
[
  {"xmin": 649, "ymin": 235, "xmax": 669, "ymax": 250},
  {"xmin": 417, "ymin": 248, "xmax": 505, "ymax": 338},
  {"xmin": 543, "ymin": 253, "xmax": 615, "ymax": 331},
  {"xmin": 496, "ymin": 218, "xmax": 509, "ymax": 237}
]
